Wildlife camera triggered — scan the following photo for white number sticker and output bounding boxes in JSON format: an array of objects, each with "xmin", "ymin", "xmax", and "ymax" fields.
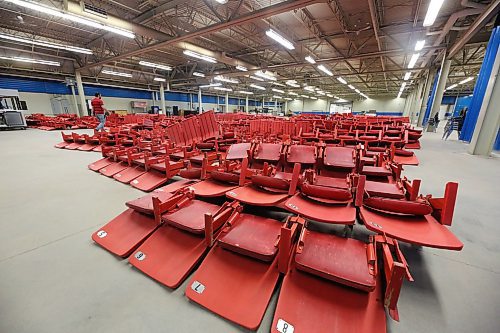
[
  {"xmin": 115, "ymin": 174, "xmax": 121, "ymax": 178},
  {"xmin": 288, "ymin": 203, "xmax": 298, "ymax": 210},
  {"xmin": 277, "ymin": 319, "xmax": 294, "ymax": 333},
  {"xmin": 227, "ymin": 191, "xmax": 236, "ymax": 197},
  {"xmin": 101, "ymin": 168, "xmax": 107, "ymax": 172},
  {"xmin": 134, "ymin": 251, "xmax": 146, "ymax": 261},
  {"xmin": 96, "ymin": 230, "xmax": 107, "ymax": 238},
  {"xmin": 191, "ymin": 281, "xmax": 205, "ymax": 294},
  {"xmin": 132, "ymin": 180, "xmax": 139, "ymax": 184}
]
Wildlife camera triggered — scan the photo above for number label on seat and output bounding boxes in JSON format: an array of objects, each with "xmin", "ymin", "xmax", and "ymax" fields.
[
  {"xmin": 97, "ymin": 230, "xmax": 107, "ymax": 238},
  {"xmin": 191, "ymin": 281, "xmax": 205, "ymax": 294},
  {"xmin": 132, "ymin": 180, "xmax": 139, "ymax": 184},
  {"xmin": 276, "ymin": 319, "xmax": 294, "ymax": 333},
  {"xmin": 134, "ymin": 251, "xmax": 146, "ymax": 261}
]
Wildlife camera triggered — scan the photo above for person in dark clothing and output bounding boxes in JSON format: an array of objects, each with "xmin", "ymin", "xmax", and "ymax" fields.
[{"xmin": 458, "ymin": 107, "xmax": 467, "ymax": 136}]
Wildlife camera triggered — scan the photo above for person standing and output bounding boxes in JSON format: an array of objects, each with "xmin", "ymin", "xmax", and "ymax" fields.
[{"xmin": 91, "ymin": 93, "xmax": 107, "ymax": 132}]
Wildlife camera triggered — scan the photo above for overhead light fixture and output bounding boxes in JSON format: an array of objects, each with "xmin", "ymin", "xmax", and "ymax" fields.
[
  {"xmin": 153, "ymin": 77, "xmax": 166, "ymax": 82},
  {"xmin": 337, "ymin": 77, "xmax": 347, "ymax": 84},
  {"xmin": 407, "ymin": 53, "xmax": 420, "ymax": 69},
  {"xmin": 183, "ymin": 50, "xmax": 217, "ymax": 63},
  {"xmin": 265, "ymin": 29, "xmax": 294, "ymax": 50},
  {"xmin": 272, "ymin": 88, "xmax": 284, "ymax": 94},
  {"xmin": 305, "ymin": 56, "xmax": 316, "ymax": 64},
  {"xmin": 348, "ymin": 85, "xmax": 355, "ymax": 90},
  {"xmin": 404, "ymin": 72, "xmax": 411, "ymax": 81},
  {"xmin": 446, "ymin": 83, "xmax": 458, "ymax": 90},
  {"xmin": 310, "ymin": 96, "xmax": 318, "ymax": 100},
  {"xmin": 286, "ymin": 80, "xmax": 300, "ymax": 88},
  {"xmin": 214, "ymin": 0, "xmax": 228, "ymax": 3},
  {"xmin": 0, "ymin": 55, "xmax": 60, "ymax": 66},
  {"xmin": 4, "ymin": 0, "xmax": 135, "ymax": 38},
  {"xmin": 249, "ymin": 75, "xmax": 265, "ymax": 81},
  {"xmin": 317, "ymin": 64, "xmax": 333, "ymax": 76},
  {"xmin": 317, "ymin": 91, "xmax": 326, "ymax": 95},
  {"xmin": 334, "ymin": 96, "xmax": 340, "ymax": 100},
  {"xmin": 272, "ymin": 82, "xmax": 286, "ymax": 87},
  {"xmin": 397, "ymin": 91, "xmax": 402, "ymax": 98},
  {"xmin": 250, "ymin": 84, "xmax": 266, "ymax": 90},
  {"xmin": 415, "ymin": 40, "xmax": 426, "ymax": 51},
  {"xmin": 193, "ymin": 72, "xmax": 205, "ymax": 77},
  {"xmin": 214, "ymin": 86, "xmax": 232, "ymax": 91},
  {"xmin": 360, "ymin": 93, "xmax": 368, "ymax": 98},
  {"xmin": 236, "ymin": 65, "xmax": 248, "ymax": 71},
  {"xmin": 300, "ymin": 95, "xmax": 309, "ymax": 98},
  {"xmin": 238, "ymin": 90, "xmax": 253, "ymax": 95},
  {"xmin": 400, "ymin": 82, "xmax": 407, "ymax": 92},
  {"xmin": 214, "ymin": 75, "xmax": 239, "ymax": 84},
  {"xmin": 284, "ymin": 97, "xmax": 292, "ymax": 100},
  {"xmin": 459, "ymin": 77, "xmax": 474, "ymax": 85},
  {"xmin": 288, "ymin": 92, "xmax": 298, "ymax": 96},
  {"xmin": 355, "ymin": 89, "xmax": 361, "ymax": 94},
  {"xmin": 304, "ymin": 86, "xmax": 315, "ymax": 92},
  {"xmin": 102, "ymin": 69, "xmax": 132, "ymax": 77},
  {"xmin": 139, "ymin": 60, "xmax": 172, "ymax": 71},
  {"xmin": 254, "ymin": 71, "xmax": 276, "ymax": 81},
  {"xmin": 326, "ymin": 94, "xmax": 333, "ymax": 98},
  {"xmin": 423, "ymin": 0, "xmax": 445, "ymax": 27},
  {"xmin": 0, "ymin": 33, "xmax": 92, "ymax": 54},
  {"xmin": 273, "ymin": 95, "xmax": 283, "ymax": 99},
  {"xmin": 200, "ymin": 83, "xmax": 222, "ymax": 88}
]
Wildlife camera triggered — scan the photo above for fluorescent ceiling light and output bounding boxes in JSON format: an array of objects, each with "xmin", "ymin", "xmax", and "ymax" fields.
[
  {"xmin": 305, "ymin": 56, "xmax": 316, "ymax": 64},
  {"xmin": 284, "ymin": 97, "xmax": 292, "ymax": 100},
  {"xmin": 236, "ymin": 65, "xmax": 248, "ymax": 71},
  {"xmin": 200, "ymin": 83, "xmax": 222, "ymax": 88},
  {"xmin": 400, "ymin": 82, "xmax": 407, "ymax": 91},
  {"xmin": 310, "ymin": 96, "xmax": 318, "ymax": 100},
  {"xmin": 300, "ymin": 95, "xmax": 309, "ymax": 98},
  {"xmin": 214, "ymin": 86, "xmax": 232, "ymax": 91},
  {"xmin": 193, "ymin": 72, "xmax": 205, "ymax": 77},
  {"xmin": 397, "ymin": 91, "xmax": 402, "ymax": 98},
  {"xmin": 348, "ymin": 85, "xmax": 355, "ymax": 90},
  {"xmin": 272, "ymin": 88, "xmax": 284, "ymax": 93},
  {"xmin": 250, "ymin": 84, "xmax": 265, "ymax": 90},
  {"xmin": 286, "ymin": 80, "xmax": 300, "ymax": 87},
  {"xmin": 288, "ymin": 92, "xmax": 298, "ymax": 96},
  {"xmin": 0, "ymin": 55, "xmax": 60, "ymax": 66},
  {"xmin": 254, "ymin": 71, "xmax": 276, "ymax": 81},
  {"xmin": 326, "ymin": 94, "xmax": 333, "ymax": 98},
  {"xmin": 360, "ymin": 93, "xmax": 368, "ymax": 98},
  {"xmin": 304, "ymin": 86, "xmax": 315, "ymax": 92},
  {"xmin": 153, "ymin": 77, "xmax": 166, "ymax": 82},
  {"xmin": 238, "ymin": 90, "xmax": 253, "ymax": 95},
  {"xmin": 272, "ymin": 82, "xmax": 285, "ymax": 87},
  {"xmin": 404, "ymin": 72, "xmax": 411, "ymax": 81},
  {"xmin": 317, "ymin": 64, "xmax": 333, "ymax": 76},
  {"xmin": 139, "ymin": 60, "xmax": 172, "ymax": 71},
  {"xmin": 0, "ymin": 33, "xmax": 92, "ymax": 54},
  {"xmin": 249, "ymin": 75, "xmax": 265, "ymax": 81},
  {"xmin": 214, "ymin": 75, "xmax": 239, "ymax": 84},
  {"xmin": 214, "ymin": 0, "xmax": 228, "ymax": 3},
  {"xmin": 355, "ymin": 89, "xmax": 361, "ymax": 94},
  {"xmin": 415, "ymin": 40, "xmax": 426, "ymax": 51},
  {"xmin": 459, "ymin": 77, "xmax": 474, "ymax": 85},
  {"xmin": 273, "ymin": 95, "xmax": 283, "ymax": 99},
  {"xmin": 102, "ymin": 69, "xmax": 132, "ymax": 77},
  {"xmin": 446, "ymin": 84, "xmax": 458, "ymax": 90},
  {"xmin": 334, "ymin": 96, "xmax": 340, "ymax": 99},
  {"xmin": 423, "ymin": 0, "xmax": 445, "ymax": 27},
  {"xmin": 317, "ymin": 91, "xmax": 325, "ymax": 95},
  {"xmin": 4, "ymin": 0, "xmax": 134, "ymax": 38},
  {"xmin": 337, "ymin": 77, "xmax": 347, "ymax": 84},
  {"xmin": 265, "ymin": 29, "xmax": 294, "ymax": 50},
  {"xmin": 407, "ymin": 53, "xmax": 420, "ymax": 69},
  {"xmin": 183, "ymin": 50, "xmax": 217, "ymax": 63}
]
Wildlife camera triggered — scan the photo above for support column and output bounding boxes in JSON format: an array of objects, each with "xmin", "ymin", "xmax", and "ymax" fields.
[
  {"xmin": 285, "ymin": 100, "xmax": 288, "ymax": 115},
  {"xmin": 198, "ymin": 87, "xmax": 203, "ymax": 113},
  {"xmin": 245, "ymin": 95, "xmax": 249, "ymax": 113},
  {"xmin": 427, "ymin": 57, "xmax": 452, "ymax": 131},
  {"xmin": 410, "ymin": 80, "xmax": 425, "ymax": 124},
  {"xmin": 166, "ymin": 81, "xmax": 170, "ymax": 91},
  {"xmin": 418, "ymin": 69, "xmax": 436, "ymax": 127},
  {"xmin": 402, "ymin": 90, "xmax": 414, "ymax": 117},
  {"xmin": 75, "ymin": 70, "xmax": 86, "ymax": 117},
  {"xmin": 69, "ymin": 85, "xmax": 79, "ymax": 116},
  {"xmin": 225, "ymin": 92, "xmax": 229, "ymax": 113},
  {"xmin": 262, "ymin": 97, "xmax": 265, "ymax": 112},
  {"xmin": 469, "ymin": 46, "xmax": 500, "ymax": 156},
  {"xmin": 159, "ymin": 82, "xmax": 166, "ymax": 114}
]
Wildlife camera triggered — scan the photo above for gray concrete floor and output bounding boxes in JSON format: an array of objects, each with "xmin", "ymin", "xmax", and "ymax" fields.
[{"xmin": 0, "ymin": 128, "xmax": 499, "ymax": 333}]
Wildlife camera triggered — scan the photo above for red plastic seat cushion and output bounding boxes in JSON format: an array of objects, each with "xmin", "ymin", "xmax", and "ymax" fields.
[
  {"xmin": 211, "ymin": 171, "xmax": 240, "ymax": 184},
  {"xmin": 364, "ymin": 197, "xmax": 432, "ymax": 216},
  {"xmin": 226, "ymin": 143, "xmax": 252, "ymax": 160},
  {"xmin": 162, "ymin": 200, "xmax": 220, "ymax": 234},
  {"xmin": 197, "ymin": 142, "xmax": 215, "ymax": 150},
  {"xmin": 253, "ymin": 143, "xmax": 282, "ymax": 162},
  {"xmin": 151, "ymin": 160, "xmax": 178, "ymax": 172},
  {"xmin": 287, "ymin": 145, "xmax": 316, "ymax": 164},
  {"xmin": 337, "ymin": 135, "xmax": 354, "ymax": 140},
  {"xmin": 300, "ymin": 183, "xmax": 352, "ymax": 201},
  {"xmin": 367, "ymin": 146, "xmax": 386, "ymax": 152},
  {"xmin": 359, "ymin": 135, "xmax": 377, "ymax": 140},
  {"xmin": 323, "ymin": 147, "xmax": 355, "ymax": 168},
  {"xmin": 125, "ymin": 191, "xmax": 175, "ymax": 215},
  {"xmin": 295, "ymin": 230, "xmax": 376, "ymax": 292},
  {"xmin": 179, "ymin": 168, "xmax": 202, "ymax": 179},
  {"xmin": 361, "ymin": 166, "xmax": 392, "ymax": 177},
  {"xmin": 395, "ymin": 149, "xmax": 414, "ymax": 156},
  {"xmin": 251, "ymin": 175, "xmax": 289, "ymax": 192},
  {"xmin": 218, "ymin": 214, "xmax": 282, "ymax": 262},
  {"xmin": 364, "ymin": 181, "xmax": 405, "ymax": 199}
]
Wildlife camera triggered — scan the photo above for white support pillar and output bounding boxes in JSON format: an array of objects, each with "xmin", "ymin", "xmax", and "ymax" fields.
[
  {"xmin": 418, "ymin": 69, "xmax": 436, "ymax": 127},
  {"xmin": 262, "ymin": 97, "xmax": 265, "ymax": 112},
  {"xmin": 469, "ymin": 47, "xmax": 500, "ymax": 156},
  {"xmin": 284, "ymin": 100, "xmax": 288, "ymax": 115},
  {"xmin": 151, "ymin": 91, "xmax": 156, "ymax": 106},
  {"xmin": 225, "ymin": 92, "xmax": 229, "ymax": 113},
  {"xmin": 245, "ymin": 95, "xmax": 249, "ymax": 113},
  {"xmin": 427, "ymin": 57, "xmax": 451, "ymax": 131},
  {"xmin": 69, "ymin": 84, "xmax": 79, "ymax": 116},
  {"xmin": 410, "ymin": 80, "xmax": 425, "ymax": 124},
  {"xmin": 166, "ymin": 81, "xmax": 170, "ymax": 91},
  {"xmin": 198, "ymin": 87, "xmax": 203, "ymax": 113},
  {"xmin": 75, "ymin": 70, "xmax": 86, "ymax": 117},
  {"xmin": 159, "ymin": 82, "xmax": 166, "ymax": 114}
]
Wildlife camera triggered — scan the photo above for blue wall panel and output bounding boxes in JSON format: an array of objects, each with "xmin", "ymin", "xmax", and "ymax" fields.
[
  {"xmin": 423, "ymin": 73, "xmax": 439, "ymax": 125},
  {"xmin": 84, "ymin": 85, "xmax": 151, "ymax": 99},
  {"xmin": 453, "ymin": 96, "xmax": 473, "ymax": 117},
  {"xmin": 461, "ymin": 26, "xmax": 500, "ymax": 142},
  {"xmin": 0, "ymin": 75, "xmax": 70, "ymax": 94}
]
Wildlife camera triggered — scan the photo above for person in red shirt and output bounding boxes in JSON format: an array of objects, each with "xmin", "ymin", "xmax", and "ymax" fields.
[{"xmin": 91, "ymin": 92, "xmax": 108, "ymax": 132}]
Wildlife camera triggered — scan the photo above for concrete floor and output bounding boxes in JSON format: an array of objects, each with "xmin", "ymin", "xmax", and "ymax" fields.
[{"xmin": 0, "ymin": 128, "xmax": 499, "ymax": 333}]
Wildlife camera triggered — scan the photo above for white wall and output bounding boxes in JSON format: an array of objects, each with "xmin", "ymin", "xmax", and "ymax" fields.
[
  {"xmin": 352, "ymin": 97, "xmax": 406, "ymax": 114},
  {"xmin": 19, "ymin": 92, "xmax": 62, "ymax": 115}
]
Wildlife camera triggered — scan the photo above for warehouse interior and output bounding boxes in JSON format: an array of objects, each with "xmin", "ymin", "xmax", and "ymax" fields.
[{"xmin": 1, "ymin": 1, "xmax": 500, "ymax": 333}]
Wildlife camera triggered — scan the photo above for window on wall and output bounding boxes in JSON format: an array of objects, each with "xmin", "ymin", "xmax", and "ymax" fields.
[{"xmin": 330, "ymin": 103, "xmax": 352, "ymax": 114}]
